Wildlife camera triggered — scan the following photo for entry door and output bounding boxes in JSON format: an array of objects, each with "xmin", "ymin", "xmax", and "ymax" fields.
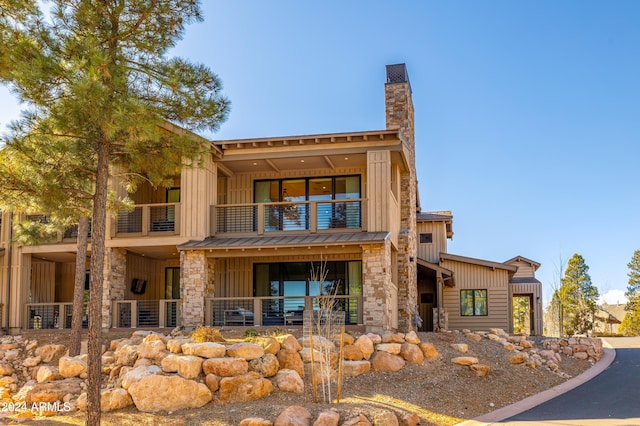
[
  {"xmin": 512, "ymin": 294, "xmax": 533, "ymax": 334},
  {"xmin": 417, "ymin": 274, "xmax": 436, "ymax": 331}
]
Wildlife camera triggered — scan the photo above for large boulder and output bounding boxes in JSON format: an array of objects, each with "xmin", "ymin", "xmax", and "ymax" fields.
[
  {"xmin": 371, "ymin": 351, "xmax": 405, "ymax": 372},
  {"xmin": 160, "ymin": 353, "xmax": 180, "ymax": 373},
  {"xmin": 381, "ymin": 332, "xmax": 405, "ymax": 344},
  {"xmin": 26, "ymin": 378, "xmax": 83, "ymax": 405},
  {"xmin": 77, "ymin": 388, "xmax": 134, "ymax": 412},
  {"xmin": 400, "ymin": 343, "xmax": 424, "ymax": 364},
  {"xmin": 226, "ymin": 343, "xmax": 265, "ymax": 361},
  {"xmin": 249, "ymin": 353, "xmax": 280, "ymax": 378},
  {"xmin": 404, "ymin": 331, "xmax": 420, "ymax": 345},
  {"xmin": 451, "ymin": 357, "xmax": 479, "ymax": 366},
  {"xmin": 375, "ymin": 343, "xmax": 402, "ymax": 355},
  {"xmin": 253, "ymin": 337, "xmax": 280, "ymax": 355},
  {"xmin": 218, "ymin": 372, "xmax": 274, "ymax": 404},
  {"xmin": 36, "ymin": 366, "xmax": 62, "ymax": 383},
  {"xmin": 342, "ymin": 360, "xmax": 371, "ymax": 377},
  {"xmin": 240, "ymin": 418, "xmax": 273, "ymax": 426},
  {"xmin": 507, "ymin": 352, "xmax": 528, "ymax": 365},
  {"xmin": 276, "ymin": 350, "xmax": 304, "ymax": 378},
  {"xmin": 120, "ymin": 365, "xmax": 162, "ymax": 390},
  {"xmin": 35, "ymin": 344, "xmax": 67, "ymax": 363},
  {"xmin": 276, "ymin": 335, "xmax": 302, "ymax": 352},
  {"xmin": 59, "ymin": 355, "xmax": 87, "ymax": 378},
  {"xmin": 114, "ymin": 344, "xmax": 139, "ymax": 367},
  {"xmin": 0, "ymin": 363, "xmax": 14, "ymax": 376},
  {"xmin": 470, "ymin": 364, "xmax": 491, "ymax": 377},
  {"xmin": 128, "ymin": 375, "xmax": 212, "ymax": 412},
  {"xmin": 418, "ymin": 342, "xmax": 439, "ymax": 360},
  {"xmin": 314, "ymin": 409, "xmax": 341, "ymax": 426},
  {"xmin": 182, "ymin": 342, "xmax": 226, "ymax": 358},
  {"xmin": 342, "ymin": 344, "xmax": 364, "ymax": 361},
  {"xmin": 177, "ymin": 355, "xmax": 204, "ymax": 379},
  {"xmin": 272, "ymin": 369, "xmax": 304, "ymax": 393},
  {"xmin": 137, "ymin": 340, "xmax": 167, "ymax": 361},
  {"xmin": 274, "ymin": 405, "xmax": 311, "ymax": 426},
  {"xmin": 202, "ymin": 357, "xmax": 248, "ymax": 377},
  {"xmin": 354, "ymin": 335, "xmax": 374, "ymax": 360}
]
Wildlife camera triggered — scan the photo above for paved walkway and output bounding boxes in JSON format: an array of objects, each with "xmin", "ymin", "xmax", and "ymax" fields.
[{"xmin": 458, "ymin": 337, "xmax": 640, "ymax": 426}]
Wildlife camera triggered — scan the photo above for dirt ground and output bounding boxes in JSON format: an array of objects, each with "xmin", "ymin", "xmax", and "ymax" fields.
[{"xmin": 6, "ymin": 328, "xmax": 593, "ymax": 426}]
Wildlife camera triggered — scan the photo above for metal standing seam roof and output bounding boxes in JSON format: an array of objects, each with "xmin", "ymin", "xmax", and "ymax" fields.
[
  {"xmin": 178, "ymin": 232, "xmax": 391, "ymax": 251},
  {"xmin": 416, "ymin": 212, "xmax": 453, "ymax": 222},
  {"xmin": 509, "ymin": 277, "xmax": 542, "ymax": 284}
]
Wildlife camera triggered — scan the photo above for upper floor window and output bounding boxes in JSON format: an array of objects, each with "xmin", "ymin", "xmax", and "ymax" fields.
[
  {"xmin": 254, "ymin": 176, "xmax": 361, "ymax": 231},
  {"xmin": 420, "ymin": 233, "xmax": 433, "ymax": 244}
]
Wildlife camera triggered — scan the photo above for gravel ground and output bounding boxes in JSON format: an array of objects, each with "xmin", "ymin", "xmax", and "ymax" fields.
[{"xmin": 12, "ymin": 329, "xmax": 593, "ymax": 426}]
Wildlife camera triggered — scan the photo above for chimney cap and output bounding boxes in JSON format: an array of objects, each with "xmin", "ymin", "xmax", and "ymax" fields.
[{"xmin": 386, "ymin": 63, "xmax": 411, "ymax": 92}]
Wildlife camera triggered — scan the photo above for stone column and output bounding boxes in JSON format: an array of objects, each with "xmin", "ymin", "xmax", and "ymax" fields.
[
  {"xmin": 362, "ymin": 240, "xmax": 394, "ymax": 334},
  {"xmin": 385, "ymin": 64, "xmax": 418, "ymax": 332},
  {"xmin": 180, "ymin": 250, "xmax": 213, "ymax": 327},
  {"xmin": 102, "ymin": 247, "xmax": 127, "ymax": 328}
]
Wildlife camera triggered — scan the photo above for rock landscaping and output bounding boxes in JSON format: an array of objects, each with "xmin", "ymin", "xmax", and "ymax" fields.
[{"xmin": 0, "ymin": 327, "xmax": 601, "ymax": 425}]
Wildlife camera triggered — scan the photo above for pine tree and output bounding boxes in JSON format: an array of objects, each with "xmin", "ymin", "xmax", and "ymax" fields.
[
  {"xmin": 0, "ymin": 124, "xmax": 96, "ymax": 357},
  {"xmin": 0, "ymin": 2, "xmax": 229, "ymax": 424},
  {"xmin": 621, "ymin": 249, "xmax": 640, "ymax": 336},
  {"xmin": 557, "ymin": 253, "xmax": 600, "ymax": 336}
]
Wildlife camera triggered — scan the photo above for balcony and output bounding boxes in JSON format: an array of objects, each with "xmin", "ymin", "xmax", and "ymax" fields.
[
  {"xmin": 113, "ymin": 203, "xmax": 180, "ymax": 237},
  {"xmin": 211, "ymin": 199, "xmax": 365, "ymax": 235}
]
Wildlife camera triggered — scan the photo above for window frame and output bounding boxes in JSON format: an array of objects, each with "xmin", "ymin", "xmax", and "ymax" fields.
[{"xmin": 460, "ymin": 289, "xmax": 488, "ymax": 316}]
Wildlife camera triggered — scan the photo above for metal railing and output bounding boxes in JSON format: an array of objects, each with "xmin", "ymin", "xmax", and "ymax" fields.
[
  {"xmin": 212, "ymin": 199, "xmax": 364, "ymax": 235},
  {"xmin": 205, "ymin": 295, "xmax": 363, "ymax": 327},
  {"xmin": 112, "ymin": 299, "xmax": 180, "ymax": 328},
  {"xmin": 25, "ymin": 302, "xmax": 89, "ymax": 330},
  {"xmin": 114, "ymin": 203, "xmax": 180, "ymax": 236}
]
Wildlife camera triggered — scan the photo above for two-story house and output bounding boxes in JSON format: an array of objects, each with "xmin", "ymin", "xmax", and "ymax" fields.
[{"xmin": 0, "ymin": 64, "xmax": 542, "ymax": 335}]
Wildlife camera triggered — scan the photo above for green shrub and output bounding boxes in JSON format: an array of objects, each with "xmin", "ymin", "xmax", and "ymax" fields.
[{"xmin": 244, "ymin": 328, "xmax": 258, "ymax": 339}]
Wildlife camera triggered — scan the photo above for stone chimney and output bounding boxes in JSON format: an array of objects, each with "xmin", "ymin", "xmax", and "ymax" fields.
[
  {"xmin": 385, "ymin": 63, "xmax": 415, "ymax": 151},
  {"xmin": 385, "ymin": 64, "xmax": 418, "ymax": 332}
]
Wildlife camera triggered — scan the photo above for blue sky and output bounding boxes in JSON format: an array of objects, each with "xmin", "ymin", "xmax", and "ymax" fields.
[{"xmin": 1, "ymin": 1, "xmax": 639, "ymax": 305}]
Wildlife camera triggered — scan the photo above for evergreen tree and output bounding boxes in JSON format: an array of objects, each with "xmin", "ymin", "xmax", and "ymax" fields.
[
  {"xmin": 557, "ymin": 253, "xmax": 599, "ymax": 336},
  {"xmin": 621, "ymin": 249, "xmax": 640, "ymax": 336},
  {"xmin": 0, "ymin": 123, "xmax": 97, "ymax": 357},
  {"xmin": 0, "ymin": 2, "xmax": 229, "ymax": 424}
]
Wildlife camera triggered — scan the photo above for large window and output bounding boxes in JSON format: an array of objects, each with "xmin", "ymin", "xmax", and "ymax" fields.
[
  {"xmin": 254, "ymin": 261, "xmax": 362, "ymax": 324},
  {"xmin": 460, "ymin": 289, "xmax": 488, "ymax": 316},
  {"xmin": 254, "ymin": 176, "xmax": 361, "ymax": 231}
]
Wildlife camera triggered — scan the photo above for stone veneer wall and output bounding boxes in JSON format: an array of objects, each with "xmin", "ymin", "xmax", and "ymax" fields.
[
  {"xmin": 361, "ymin": 240, "xmax": 393, "ymax": 334},
  {"xmin": 180, "ymin": 250, "xmax": 214, "ymax": 327},
  {"xmin": 102, "ymin": 248, "xmax": 127, "ymax": 328},
  {"xmin": 385, "ymin": 79, "xmax": 418, "ymax": 332}
]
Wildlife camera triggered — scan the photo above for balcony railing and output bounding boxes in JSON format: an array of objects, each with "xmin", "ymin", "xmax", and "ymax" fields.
[
  {"xmin": 25, "ymin": 302, "xmax": 89, "ymax": 329},
  {"xmin": 212, "ymin": 199, "xmax": 365, "ymax": 235},
  {"xmin": 205, "ymin": 295, "xmax": 363, "ymax": 327},
  {"xmin": 114, "ymin": 203, "xmax": 180, "ymax": 237},
  {"xmin": 112, "ymin": 299, "xmax": 180, "ymax": 328}
]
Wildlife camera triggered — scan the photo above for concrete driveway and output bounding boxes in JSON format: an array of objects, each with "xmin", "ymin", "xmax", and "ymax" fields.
[{"xmin": 460, "ymin": 337, "xmax": 640, "ymax": 426}]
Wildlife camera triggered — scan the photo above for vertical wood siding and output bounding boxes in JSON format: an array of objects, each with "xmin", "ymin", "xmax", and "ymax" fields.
[
  {"xmin": 442, "ymin": 260, "xmax": 510, "ymax": 331},
  {"xmin": 55, "ymin": 262, "xmax": 76, "ymax": 302},
  {"xmin": 181, "ymin": 155, "xmax": 216, "ymax": 238},
  {"xmin": 30, "ymin": 261, "xmax": 55, "ymax": 303},
  {"xmin": 416, "ymin": 222, "xmax": 448, "ymax": 263},
  {"xmin": 366, "ymin": 150, "xmax": 391, "ymax": 232}
]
